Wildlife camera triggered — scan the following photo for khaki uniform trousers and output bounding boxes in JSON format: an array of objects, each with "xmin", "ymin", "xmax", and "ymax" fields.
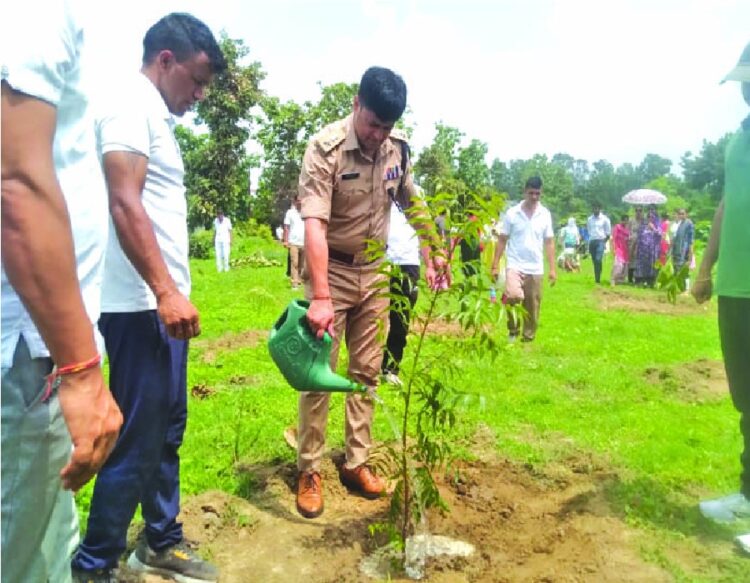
[
  {"xmin": 298, "ymin": 260, "xmax": 388, "ymax": 472},
  {"xmin": 505, "ymin": 269, "xmax": 543, "ymax": 341},
  {"xmin": 289, "ymin": 245, "xmax": 305, "ymax": 287}
]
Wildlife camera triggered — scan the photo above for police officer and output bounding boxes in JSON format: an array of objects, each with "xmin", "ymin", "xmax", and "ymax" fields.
[{"xmin": 295, "ymin": 66, "xmax": 444, "ymax": 518}]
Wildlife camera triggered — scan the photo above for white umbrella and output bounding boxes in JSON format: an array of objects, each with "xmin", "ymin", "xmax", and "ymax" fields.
[{"xmin": 622, "ymin": 189, "xmax": 667, "ymax": 205}]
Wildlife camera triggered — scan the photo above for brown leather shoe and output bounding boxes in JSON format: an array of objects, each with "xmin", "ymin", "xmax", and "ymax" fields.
[
  {"xmin": 296, "ymin": 471, "xmax": 323, "ymax": 518},
  {"xmin": 339, "ymin": 464, "xmax": 385, "ymax": 499}
]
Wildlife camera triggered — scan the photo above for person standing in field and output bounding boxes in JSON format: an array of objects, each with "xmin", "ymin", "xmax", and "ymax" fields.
[
  {"xmin": 490, "ymin": 176, "xmax": 557, "ymax": 343},
  {"xmin": 295, "ymin": 66, "xmax": 445, "ymax": 519},
  {"xmin": 692, "ymin": 40, "xmax": 750, "ymax": 555},
  {"xmin": 586, "ymin": 203, "xmax": 611, "ymax": 284},
  {"xmin": 627, "ymin": 206, "xmax": 644, "ymax": 284},
  {"xmin": 610, "ymin": 214, "xmax": 630, "ymax": 286},
  {"xmin": 382, "ymin": 199, "xmax": 422, "ymax": 386},
  {"xmin": 559, "ymin": 217, "xmax": 581, "ymax": 272},
  {"xmin": 283, "ymin": 194, "xmax": 306, "ymax": 290},
  {"xmin": 671, "ymin": 208, "xmax": 694, "ymax": 291},
  {"xmin": 70, "ymin": 13, "xmax": 226, "ymax": 583},
  {"xmin": 634, "ymin": 207, "xmax": 662, "ymax": 287},
  {"xmin": 1, "ymin": 4, "xmax": 123, "ymax": 581},
  {"xmin": 214, "ymin": 209, "xmax": 232, "ymax": 272}
]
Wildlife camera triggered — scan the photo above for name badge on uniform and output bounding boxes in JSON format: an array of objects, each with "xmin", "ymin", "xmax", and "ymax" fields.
[{"xmin": 384, "ymin": 166, "xmax": 401, "ymax": 181}]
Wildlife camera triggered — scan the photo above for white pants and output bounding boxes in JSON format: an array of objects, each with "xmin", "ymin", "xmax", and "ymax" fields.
[{"xmin": 215, "ymin": 240, "xmax": 230, "ymax": 271}]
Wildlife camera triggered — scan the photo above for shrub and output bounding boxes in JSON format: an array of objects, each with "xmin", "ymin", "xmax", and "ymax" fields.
[{"xmin": 189, "ymin": 228, "xmax": 213, "ymax": 259}]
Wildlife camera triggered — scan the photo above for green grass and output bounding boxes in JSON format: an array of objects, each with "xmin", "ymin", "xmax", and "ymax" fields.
[{"xmin": 76, "ymin": 237, "xmax": 747, "ymax": 579}]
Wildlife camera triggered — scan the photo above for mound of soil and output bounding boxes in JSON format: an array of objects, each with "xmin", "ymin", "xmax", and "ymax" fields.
[
  {"xmin": 644, "ymin": 358, "xmax": 727, "ymax": 403},
  {"xmin": 151, "ymin": 451, "xmax": 673, "ymax": 582},
  {"xmin": 192, "ymin": 330, "xmax": 266, "ymax": 364},
  {"xmin": 594, "ymin": 288, "xmax": 710, "ymax": 317}
]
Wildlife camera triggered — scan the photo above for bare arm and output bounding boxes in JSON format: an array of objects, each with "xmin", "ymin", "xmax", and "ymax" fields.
[
  {"xmin": 490, "ymin": 234, "xmax": 508, "ymax": 277},
  {"xmin": 282, "ymin": 225, "xmax": 290, "ymax": 246},
  {"xmin": 1, "ymin": 83, "xmax": 121, "ymax": 491},
  {"xmin": 103, "ymin": 151, "xmax": 200, "ymax": 339},
  {"xmin": 545, "ymin": 237, "xmax": 557, "ymax": 285},
  {"xmin": 692, "ymin": 200, "xmax": 724, "ymax": 304},
  {"xmin": 304, "ymin": 217, "xmax": 335, "ymax": 338}
]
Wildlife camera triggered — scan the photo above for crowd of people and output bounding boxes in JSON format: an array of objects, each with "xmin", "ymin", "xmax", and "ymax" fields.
[
  {"xmin": 1, "ymin": 3, "xmax": 748, "ymax": 580},
  {"xmin": 553, "ymin": 206, "xmax": 696, "ymax": 291}
]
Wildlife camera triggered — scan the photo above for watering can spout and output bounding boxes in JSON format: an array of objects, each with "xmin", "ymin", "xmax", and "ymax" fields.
[{"xmin": 268, "ymin": 300, "xmax": 367, "ymax": 393}]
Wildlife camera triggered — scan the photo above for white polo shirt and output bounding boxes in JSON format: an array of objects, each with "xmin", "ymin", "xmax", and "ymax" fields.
[
  {"xmin": 214, "ymin": 217, "xmax": 232, "ymax": 243},
  {"xmin": 586, "ymin": 213, "xmax": 612, "ymax": 241},
  {"xmin": 0, "ymin": 0, "xmax": 108, "ymax": 368},
  {"xmin": 387, "ymin": 204, "xmax": 420, "ymax": 266},
  {"xmin": 284, "ymin": 206, "xmax": 305, "ymax": 247},
  {"xmin": 99, "ymin": 73, "xmax": 191, "ymax": 312},
  {"xmin": 500, "ymin": 202, "xmax": 554, "ymax": 275}
]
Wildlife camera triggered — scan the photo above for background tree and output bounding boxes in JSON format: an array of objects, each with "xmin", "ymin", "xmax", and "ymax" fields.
[
  {"xmin": 185, "ymin": 34, "xmax": 264, "ymax": 229},
  {"xmin": 253, "ymin": 82, "xmax": 358, "ymax": 226}
]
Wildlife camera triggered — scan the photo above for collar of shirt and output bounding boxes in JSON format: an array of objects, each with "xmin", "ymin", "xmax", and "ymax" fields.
[{"xmin": 137, "ymin": 72, "xmax": 175, "ymax": 128}]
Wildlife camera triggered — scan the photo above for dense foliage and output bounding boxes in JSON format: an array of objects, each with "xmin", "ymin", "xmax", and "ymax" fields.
[{"xmin": 178, "ymin": 37, "xmax": 733, "ymax": 232}]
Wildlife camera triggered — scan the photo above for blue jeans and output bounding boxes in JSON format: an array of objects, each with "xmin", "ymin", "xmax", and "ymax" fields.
[
  {"xmin": 72, "ymin": 311, "xmax": 188, "ymax": 571},
  {"xmin": 2, "ymin": 338, "xmax": 77, "ymax": 583},
  {"xmin": 589, "ymin": 239, "xmax": 606, "ymax": 283}
]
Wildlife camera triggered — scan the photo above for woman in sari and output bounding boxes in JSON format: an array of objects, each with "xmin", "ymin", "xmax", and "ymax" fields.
[{"xmin": 634, "ymin": 207, "xmax": 662, "ymax": 287}]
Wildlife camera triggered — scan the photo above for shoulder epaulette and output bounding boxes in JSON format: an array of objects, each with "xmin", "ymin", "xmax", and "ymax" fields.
[
  {"xmin": 390, "ymin": 128, "xmax": 409, "ymax": 143},
  {"xmin": 316, "ymin": 120, "xmax": 347, "ymax": 153}
]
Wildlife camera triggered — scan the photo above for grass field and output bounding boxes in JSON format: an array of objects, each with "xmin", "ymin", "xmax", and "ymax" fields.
[{"xmin": 77, "ymin": 236, "xmax": 749, "ymax": 581}]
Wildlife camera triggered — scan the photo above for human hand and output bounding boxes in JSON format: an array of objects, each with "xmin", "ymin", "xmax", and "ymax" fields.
[
  {"xmin": 157, "ymin": 290, "xmax": 201, "ymax": 340},
  {"xmin": 549, "ymin": 268, "xmax": 557, "ymax": 287},
  {"xmin": 490, "ymin": 264, "xmax": 499, "ymax": 279},
  {"xmin": 691, "ymin": 277, "xmax": 712, "ymax": 304},
  {"xmin": 432, "ymin": 255, "xmax": 452, "ymax": 287},
  {"xmin": 307, "ymin": 298, "xmax": 335, "ymax": 339},
  {"xmin": 58, "ymin": 367, "xmax": 123, "ymax": 491}
]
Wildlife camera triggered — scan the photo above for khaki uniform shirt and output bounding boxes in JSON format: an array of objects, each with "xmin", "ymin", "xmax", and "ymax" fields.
[{"xmin": 298, "ymin": 114, "xmax": 417, "ymax": 260}]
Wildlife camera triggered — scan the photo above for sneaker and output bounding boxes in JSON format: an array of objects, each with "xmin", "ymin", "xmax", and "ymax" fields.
[
  {"xmin": 127, "ymin": 538, "xmax": 218, "ymax": 583},
  {"xmin": 72, "ymin": 568, "xmax": 118, "ymax": 583},
  {"xmin": 735, "ymin": 532, "xmax": 750, "ymax": 554},
  {"xmin": 699, "ymin": 493, "xmax": 750, "ymax": 523},
  {"xmin": 508, "ymin": 334, "xmax": 518, "ymax": 344},
  {"xmin": 383, "ymin": 371, "xmax": 403, "ymax": 387}
]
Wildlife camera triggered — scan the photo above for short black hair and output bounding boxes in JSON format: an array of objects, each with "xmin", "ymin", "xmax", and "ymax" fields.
[
  {"xmin": 358, "ymin": 66, "xmax": 407, "ymax": 122},
  {"xmin": 525, "ymin": 176, "xmax": 543, "ymax": 189},
  {"xmin": 143, "ymin": 13, "xmax": 227, "ymax": 74}
]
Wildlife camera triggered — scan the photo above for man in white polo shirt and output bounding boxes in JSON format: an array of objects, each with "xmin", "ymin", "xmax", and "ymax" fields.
[
  {"xmin": 1, "ymin": 4, "xmax": 123, "ymax": 581},
  {"xmin": 491, "ymin": 176, "xmax": 557, "ymax": 342},
  {"xmin": 283, "ymin": 194, "xmax": 306, "ymax": 289},
  {"xmin": 70, "ymin": 13, "xmax": 226, "ymax": 583}
]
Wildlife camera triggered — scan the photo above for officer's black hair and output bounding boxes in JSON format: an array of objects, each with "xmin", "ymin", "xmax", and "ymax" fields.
[
  {"xmin": 358, "ymin": 66, "xmax": 407, "ymax": 122},
  {"xmin": 525, "ymin": 176, "xmax": 543, "ymax": 190},
  {"xmin": 143, "ymin": 13, "xmax": 227, "ymax": 74}
]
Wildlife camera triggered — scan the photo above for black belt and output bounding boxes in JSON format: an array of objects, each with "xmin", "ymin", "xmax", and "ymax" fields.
[{"xmin": 328, "ymin": 247, "xmax": 377, "ymax": 266}]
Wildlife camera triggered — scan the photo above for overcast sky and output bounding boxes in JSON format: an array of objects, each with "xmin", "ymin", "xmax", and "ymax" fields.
[{"xmin": 84, "ymin": 0, "xmax": 749, "ymax": 172}]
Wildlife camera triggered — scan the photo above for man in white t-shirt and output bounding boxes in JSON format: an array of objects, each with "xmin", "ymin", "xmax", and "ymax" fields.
[
  {"xmin": 214, "ymin": 210, "xmax": 233, "ymax": 272},
  {"xmin": 70, "ymin": 14, "xmax": 225, "ymax": 583},
  {"xmin": 283, "ymin": 195, "xmax": 305, "ymax": 289},
  {"xmin": 382, "ymin": 201, "xmax": 422, "ymax": 385},
  {"xmin": 491, "ymin": 176, "xmax": 557, "ymax": 342},
  {"xmin": 1, "ymin": 4, "xmax": 123, "ymax": 581}
]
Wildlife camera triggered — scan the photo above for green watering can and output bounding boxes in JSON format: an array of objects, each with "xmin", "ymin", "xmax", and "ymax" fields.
[{"xmin": 268, "ymin": 300, "xmax": 367, "ymax": 393}]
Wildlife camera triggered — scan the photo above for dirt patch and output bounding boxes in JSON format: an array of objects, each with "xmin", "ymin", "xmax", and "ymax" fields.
[
  {"xmin": 645, "ymin": 358, "xmax": 728, "ymax": 403},
  {"xmin": 192, "ymin": 330, "xmax": 266, "ymax": 363},
  {"xmin": 162, "ymin": 448, "xmax": 674, "ymax": 582},
  {"xmin": 594, "ymin": 287, "xmax": 711, "ymax": 317}
]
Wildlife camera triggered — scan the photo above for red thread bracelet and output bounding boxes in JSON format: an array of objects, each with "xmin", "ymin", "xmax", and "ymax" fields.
[{"xmin": 42, "ymin": 354, "xmax": 102, "ymax": 402}]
